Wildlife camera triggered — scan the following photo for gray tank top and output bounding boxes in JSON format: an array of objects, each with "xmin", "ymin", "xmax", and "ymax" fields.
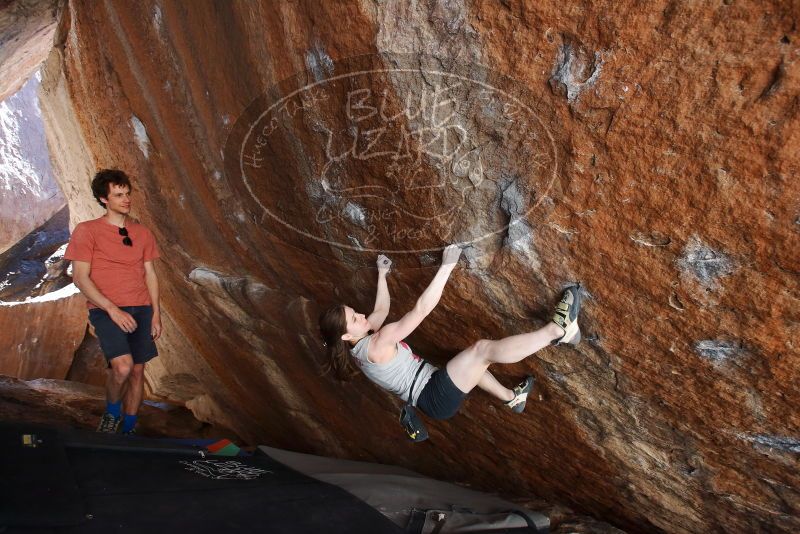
[{"xmin": 350, "ymin": 335, "xmax": 436, "ymax": 406}]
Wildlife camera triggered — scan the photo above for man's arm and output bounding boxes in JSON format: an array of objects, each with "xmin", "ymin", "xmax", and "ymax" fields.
[
  {"xmin": 72, "ymin": 261, "xmax": 138, "ymax": 333},
  {"xmin": 144, "ymin": 261, "xmax": 162, "ymax": 340},
  {"xmin": 367, "ymin": 257, "xmax": 391, "ymax": 331}
]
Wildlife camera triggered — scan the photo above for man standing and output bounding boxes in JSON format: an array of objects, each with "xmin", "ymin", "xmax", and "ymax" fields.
[{"xmin": 64, "ymin": 169, "xmax": 162, "ymax": 434}]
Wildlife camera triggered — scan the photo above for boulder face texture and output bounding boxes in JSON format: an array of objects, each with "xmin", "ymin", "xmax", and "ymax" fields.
[
  {"xmin": 0, "ymin": 72, "xmax": 65, "ymax": 253},
  {"xmin": 0, "ymin": 286, "xmax": 86, "ymax": 379},
  {"xmin": 0, "ymin": 274, "xmax": 86, "ymax": 380},
  {"xmin": 31, "ymin": 1, "xmax": 799, "ymax": 533}
]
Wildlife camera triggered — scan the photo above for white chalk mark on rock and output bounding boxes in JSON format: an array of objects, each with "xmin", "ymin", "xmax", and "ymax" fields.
[
  {"xmin": 130, "ymin": 116, "xmax": 151, "ymax": 159},
  {"xmin": 735, "ymin": 433, "xmax": 800, "ymax": 454},
  {"xmin": 549, "ymin": 38, "xmax": 603, "ymax": 103},
  {"xmin": 693, "ymin": 339, "xmax": 741, "ymax": 363},
  {"xmin": 343, "ymin": 202, "xmax": 367, "ymax": 227},
  {"xmin": 678, "ymin": 236, "xmax": 735, "ymax": 288},
  {"xmin": 305, "ymin": 44, "xmax": 334, "ymax": 82}
]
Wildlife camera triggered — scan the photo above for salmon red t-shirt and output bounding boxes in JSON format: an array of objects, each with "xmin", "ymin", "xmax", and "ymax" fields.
[{"xmin": 64, "ymin": 217, "xmax": 160, "ymax": 308}]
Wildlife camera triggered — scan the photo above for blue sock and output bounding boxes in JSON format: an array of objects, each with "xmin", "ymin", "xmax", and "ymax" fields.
[
  {"xmin": 106, "ymin": 401, "xmax": 122, "ymax": 418},
  {"xmin": 122, "ymin": 414, "xmax": 138, "ymax": 433}
]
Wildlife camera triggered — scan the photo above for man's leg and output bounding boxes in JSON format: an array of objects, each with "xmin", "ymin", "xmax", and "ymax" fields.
[
  {"xmin": 106, "ymin": 354, "xmax": 134, "ymax": 403},
  {"xmin": 121, "ymin": 363, "xmax": 145, "ymax": 433},
  {"xmin": 98, "ymin": 354, "xmax": 133, "ymax": 432},
  {"xmin": 121, "ymin": 306, "xmax": 158, "ymax": 434}
]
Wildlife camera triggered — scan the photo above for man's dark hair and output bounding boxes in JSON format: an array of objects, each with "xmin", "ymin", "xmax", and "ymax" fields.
[{"xmin": 91, "ymin": 169, "xmax": 132, "ymax": 208}]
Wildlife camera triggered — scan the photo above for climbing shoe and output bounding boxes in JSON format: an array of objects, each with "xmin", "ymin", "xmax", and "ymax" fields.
[
  {"xmin": 505, "ymin": 375, "xmax": 535, "ymax": 414},
  {"xmin": 551, "ymin": 284, "xmax": 582, "ymax": 345},
  {"xmin": 97, "ymin": 412, "xmax": 121, "ymax": 433},
  {"xmin": 121, "ymin": 428, "xmax": 137, "ymax": 436}
]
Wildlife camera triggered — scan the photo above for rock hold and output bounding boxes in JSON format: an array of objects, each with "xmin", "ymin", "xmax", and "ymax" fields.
[{"xmin": 548, "ymin": 34, "xmax": 603, "ymax": 103}]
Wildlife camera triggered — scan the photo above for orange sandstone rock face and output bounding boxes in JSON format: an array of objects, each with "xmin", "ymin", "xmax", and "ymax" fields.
[
  {"xmin": 33, "ymin": 1, "xmax": 799, "ymax": 533},
  {"xmin": 0, "ymin": 207, "xmax": 88, "ymax": 382},
  {"xmin": 0, "ymin": 284, "xmax": 86, "ymax": 379}
]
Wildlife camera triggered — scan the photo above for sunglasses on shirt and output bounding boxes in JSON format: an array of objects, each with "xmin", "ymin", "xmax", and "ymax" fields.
[{"xmin": 118, "ymin": 227, "xmax": 133, "ymax": 246}]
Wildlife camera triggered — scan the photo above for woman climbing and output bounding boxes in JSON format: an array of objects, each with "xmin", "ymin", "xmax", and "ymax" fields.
[{"xmin": 318, "ymin": 244, "xmax": 582, "ymax": 423}]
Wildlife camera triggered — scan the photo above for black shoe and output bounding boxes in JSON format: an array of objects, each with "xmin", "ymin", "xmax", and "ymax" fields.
[
  {"xmin": 505, "ymin": 375, "xmax": 535, "ymax": 414},
  {"xmin": 97, "ymin": 413, "xmax": 121, "ymax": 433},
  {"xmin": 121, "ymin": 427, "xmax": 137, "ymax": 436}
]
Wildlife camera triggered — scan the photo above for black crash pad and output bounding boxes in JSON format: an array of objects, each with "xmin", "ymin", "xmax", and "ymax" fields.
[{"xmin": 0, "ymin": 423, "xmax": 402, "ymax": 533}]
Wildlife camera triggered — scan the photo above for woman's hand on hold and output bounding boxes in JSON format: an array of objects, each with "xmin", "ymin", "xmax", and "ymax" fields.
[
  {"xmin": 441, "ymin": 244, "xmax": 462, "ymax": 267},
  {"xmin": 377, "ymin": 254, "xmax": 392, "ymax": 275}
]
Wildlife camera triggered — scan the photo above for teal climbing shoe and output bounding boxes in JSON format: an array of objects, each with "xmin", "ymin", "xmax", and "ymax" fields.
[{"xmin": 505, "ymin": 375, "xmax": 535, "ymax": 414}]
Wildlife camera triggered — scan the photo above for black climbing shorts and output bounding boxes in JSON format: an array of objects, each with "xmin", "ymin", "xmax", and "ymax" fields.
[
  {"xmin": 415, "ymin": 368, "xmax": 467, "ymax": 420},
  {"xmin": 88, "ymin": 305, "xmax": 158, "ymax": 366}
]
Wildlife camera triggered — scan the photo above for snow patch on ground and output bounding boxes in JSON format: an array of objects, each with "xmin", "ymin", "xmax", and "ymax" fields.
[
  {"xmin": 45, "ymin": 243, "xmax": 68, "ymax": 265},
  {"xmin": 0, "ymin": 283, "xmax": 80, "ymax": 307}
]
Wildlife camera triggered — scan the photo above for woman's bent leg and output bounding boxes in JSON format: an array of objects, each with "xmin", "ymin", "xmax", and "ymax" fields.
[
  {"xmin": 446, "ymin": 323, "xmax": 562, "ymax": 393},
  {"xmin": 445, "ymin": 347, "xmax": 491, "ymax": 394},
  {"xmin": 477, "ymin": 370, "xmax": 514, "ymax": 402}
]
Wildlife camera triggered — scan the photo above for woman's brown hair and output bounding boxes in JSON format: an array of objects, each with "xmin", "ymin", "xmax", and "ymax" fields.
[{"xmin": 319, "ymin": 304, "xmax": 359, "ymax": 380}]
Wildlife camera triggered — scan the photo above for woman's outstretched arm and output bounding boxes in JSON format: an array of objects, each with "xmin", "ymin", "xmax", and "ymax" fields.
[
  {"xmin": 373, "ymin": 244, "xmax": 462, "ymax": 345},
  {"xmin": 368, "ymin": 254, "xmax": 392, "ymax": 330}
]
